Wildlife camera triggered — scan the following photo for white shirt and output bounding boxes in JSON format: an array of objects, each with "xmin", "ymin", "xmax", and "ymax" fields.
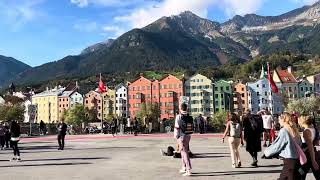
[
  {"xmin": 262, "ymin": 115, "xmax": 273, "ymax": 129},
  {"xmin": 127, "ymin": 118, "xmax": 131, "ymax": 127}
]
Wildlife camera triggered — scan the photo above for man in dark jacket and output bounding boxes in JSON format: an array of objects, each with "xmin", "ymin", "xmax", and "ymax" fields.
[
  {"xmin": 242, "ymin": 111, "xmax": 263, "ymax": 167},
  {"xmin": 57, "ymin": 120, "xmax": 68, "ymax": 150}
]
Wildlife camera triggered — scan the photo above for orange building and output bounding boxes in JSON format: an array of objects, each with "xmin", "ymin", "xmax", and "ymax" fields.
[
  {"xmin": 84, "ymin": 91, "xmax": 103, "ymax": 120},
  {"xmin": 58, "ymin": 91, "xmax": 72, "ymax": 119},
  {"xmin": 128, "ymin": 76, "xmax": 154, "ymax": 118},
  {"xmin": 159, "ymin": 75, "xmax": 183, "ymax": 119},
  {"xmin": 128, "ymin": 74, "xmax": 183, "ymax": 120},
  {"xmin": 233, "ymin": 82, "xmax": 248, "ymax": 113}
]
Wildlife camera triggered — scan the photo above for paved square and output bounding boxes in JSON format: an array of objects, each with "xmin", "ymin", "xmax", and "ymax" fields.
[{"xmin": 0, "ymin": 134, "xmax": 315, "ymax": 180}]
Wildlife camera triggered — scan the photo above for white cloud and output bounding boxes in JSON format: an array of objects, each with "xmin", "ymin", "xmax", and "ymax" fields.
[
  {"xmin": 70, "ymin": 0, "xmax": 89, "ymax": 7},
  {"xmin": 70, "ymin": 0, "xmax": 147, "ymax": 8},
  {"xmin": 221, "ymin": 0, "xmax": 264, "ymax": 17},
  {"xmin": 0, "ymin": 0, "xmax": 44, "ymax": 28},
  {"xmin": 74, "ymin": 21, "xmax": 98, "ymax": 32},
  {"xmin": 102, "ymin": 25, "xmax": 126, "ymax": 37}
]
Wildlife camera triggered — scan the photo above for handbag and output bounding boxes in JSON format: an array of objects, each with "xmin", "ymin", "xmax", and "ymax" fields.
[
  {"xmin": 292, "ymin": 136, "xmax": 307, "ymax": 165},
  {"xmin": 11, "ymin": 137, "xmax": 20, "ymax": 141}
]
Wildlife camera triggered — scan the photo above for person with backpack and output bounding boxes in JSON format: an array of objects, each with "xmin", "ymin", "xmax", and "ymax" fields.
[
  {"xmin": 222, "ymin": 113, "xmax": 244, "ymax": 168},
  {"xmin": 242, "ymin": 111, "xmax": 263, "ymax": 167},
  {"xmin": 298, "ymin": 116, "xmax": 320, "ymax": 180},
  {"xmin": 10, "ymin": 120, "xmax": 21, "ymax": 161},
  {"xmin": 174, "ymin": 103, "xmax": 194, "ymax": 176}
]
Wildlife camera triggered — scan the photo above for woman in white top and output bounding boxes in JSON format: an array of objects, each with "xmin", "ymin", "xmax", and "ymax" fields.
[{"xmin": 298, "ymin": 116, "xmax": 320, "ymax": 180}]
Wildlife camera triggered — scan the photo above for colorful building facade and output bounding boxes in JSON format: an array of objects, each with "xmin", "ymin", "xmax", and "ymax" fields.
[
  {"xmin": 247, "ymin": 78, "xmax": 283, "ymax": 115},
  {"xmin": 159, "ymin": 75, "xmax": 183, "ymax": 119},
  {"xmin": 298, "ymin": 78, "xmax": 314, "ymax": 98},
  {"xmin": 84, "ymin": 91, "xmax": 103, "ymax": 120},
  {"xmin": 307, "ymin": 73, "xmax": 320, "ymax": 97},
  {"xmin": 233, "ymin": 82, "xmax": 248, "ymax": 113},
  {"xmin": 32, "ymin": 87, "xmax": 64, "ymax": 123},
  {"xmin": 273, "ymin": 67, "xmax": 298, "ymax": 100},
  {"xmin": 185, "ymin": 74, "xmax": 213, "ymax": 117},
  {"xmin": 102, "ymin": 89, "xmax": 116, "ymax": 120},
  {"xmin": 214, "ymin": 80, "xmax": 233, "ymax": 113},
  {"xmin": 115, "ymin": 83, "xmax": 128, "ymax": 118}
]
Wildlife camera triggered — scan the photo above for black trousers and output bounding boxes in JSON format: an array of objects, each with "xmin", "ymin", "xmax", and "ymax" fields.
[
  {"xmin": 58, "ymin": 134, "xmax": 66, "ymax": 149},
  {"xmin": 249, "ymin": 151, "xmax": 258, "ymax": 162},
  {"xmin": 300, "ymin": 150, "xmax": 320, "ymax": 180},
  {"xmin": 11, "ymin": 140, "xmax": 20, "ymax": 156},
  {"xmin": 111, "ymin": 127, "xmax": 116, "ymax": 135},
  {"xmin": 279, "ymin": 159, "xmax": 300, "ymax": 180},
  {"xmin": 0, "ymin": 136, "xmax": 5, "ymax": 148},
  {"xmin": 5, "ymin": 134, "xmax": 10, "ymax": 148}
]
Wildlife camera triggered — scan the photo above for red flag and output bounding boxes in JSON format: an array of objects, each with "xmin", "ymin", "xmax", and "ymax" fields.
[
  {"xmin": 98, "ymin": 74, "xmax": 106, "ymax": 93},
  {"xmin": 267, "ymin": 63, "xmax": 278, "ymax": 93}
]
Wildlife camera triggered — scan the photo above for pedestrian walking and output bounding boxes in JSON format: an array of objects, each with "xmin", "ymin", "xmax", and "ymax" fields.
[
  {"xmin": 57, "ymin": 119, "xmax": 67, "ymax": 150},
  {"xmin": 174, "ymin": 103, "xmax": 194, "ymax": 176},
  {"xmin": 261, "ymin": 109, "xmax": 274, "ymax": 147},
  {"xmin": 222, "ymin": 113, "xmax": 244, "ymax": 168},
  {"xmin": 4, "ymin": 122, "xmax": 11, "ymax": 149},
  {"xmin": 196, "ymin": 114, "xmax": 205, "ymax": 134},
  {"xmin": 39, "ymin": 120, "xmax": 46, "ymax": 135},
  {"xmin": 0, "ymin": 123, "xmax": 5, "ymax": 150},
  {"xmin": 264, "ymin": 112, "xmax": 302, "ymax": 180},
  {"xmin": 127, "ymin": 116, "xmax": 132, "ymax": 134},
  {"xmin": 242, "ymin": 111, "xmax": 263, "ymax": 167},
  {"xmin": 111, "ymin": 118, "xmax": 117, "ymax": 137},
  {"xmin": 133, "ymin": 117, "xmax": 138, "ymax": 136},
  {"xmin": 298, "ymin": 116, "xmax": 320, "ymax": 180},
  {"xmin": 10, "ymin": 120, "xmax": 21, "ymax": 161}
]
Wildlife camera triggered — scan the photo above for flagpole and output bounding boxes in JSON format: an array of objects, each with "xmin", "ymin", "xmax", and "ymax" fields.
[
  {"xmin": 267, "ymin": 62, "xmax": 273, "ymax": 115},
  {"xmin": 100, "ymin": 73, "xmax": 103, "ymax": 133}
]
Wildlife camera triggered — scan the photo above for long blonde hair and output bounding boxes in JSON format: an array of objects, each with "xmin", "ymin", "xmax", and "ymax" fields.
[{"xmin": 280, "ymin": 113, "xmax": 300, "ymax": 139}]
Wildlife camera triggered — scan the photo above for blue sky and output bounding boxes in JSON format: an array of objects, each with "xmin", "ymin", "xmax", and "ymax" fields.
[{"xmin": 0, "ymin": 0, "xmax": 318, "ymax": 67}]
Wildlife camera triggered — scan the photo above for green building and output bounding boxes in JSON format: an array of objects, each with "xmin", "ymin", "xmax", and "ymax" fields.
[{"xmin": 214, "ymin": 80, "xmax": 233, "ymax": 113}]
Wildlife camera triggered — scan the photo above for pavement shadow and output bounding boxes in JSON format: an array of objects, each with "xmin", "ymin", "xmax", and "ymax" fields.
[
  {"xmin": 22, "ymin": 157, "xmax": 110, "ymax": 162},
  {"xmin": 193, "ymin": 155, "xmax": 229, "ymax": 159},
  {"xmin": 0, "ymin": 162, "xmax": 92, "ymax": 168},
  {"xmin": 191, "ymin": 170, "xmax": 281, "ymax": 177}
]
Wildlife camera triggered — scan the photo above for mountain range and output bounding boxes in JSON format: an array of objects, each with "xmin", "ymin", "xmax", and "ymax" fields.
[{"xmin": 2, "ymin": 1, "xmax": 320, "ymax": 88}]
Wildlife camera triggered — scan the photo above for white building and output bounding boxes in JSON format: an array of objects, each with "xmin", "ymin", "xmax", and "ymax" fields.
[
  {"xmin": 70, "ymin": 92, "xmax": 83, "ymax": 107},
  {"xmin": 247, "ymin": 78, "xmax": 283, "ymax": 115},
  {"xmin": 115, "ymin": 83, "xmax": 128, "ymax": 118}
]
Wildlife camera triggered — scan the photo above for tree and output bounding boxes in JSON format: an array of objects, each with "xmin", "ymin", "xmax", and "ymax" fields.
[
  {"xmin": 136, "ymin": 103, "xmax": 161, "ymax": 125},
  {"xmin": 65, "ymin": 105, "xmax": 88, "ymax": 127},
  {"xmin": 210, "ymin": 111, "xmax": 228, "ymax": 132},
  {"xmin": 0, "ymin": 104, "xmax": 25, "ymax": 122},
  {"xmin": 286, "ymin": 95, "xmax": 320, "ymax": 118}
]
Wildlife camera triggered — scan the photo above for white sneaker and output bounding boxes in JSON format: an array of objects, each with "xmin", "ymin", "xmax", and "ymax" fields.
[
  {"xmin": 182, "ymin": 171, "xmax": 192, "ymax": 176},
  {"xmin": 179, "ymin": 168, "xmax": 186, "ymax": 174}
]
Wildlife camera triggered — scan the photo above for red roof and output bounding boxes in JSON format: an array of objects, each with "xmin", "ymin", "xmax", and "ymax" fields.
[{"xmin": 276, "ymin": 69, "xmax": 297, "ymax": 84}]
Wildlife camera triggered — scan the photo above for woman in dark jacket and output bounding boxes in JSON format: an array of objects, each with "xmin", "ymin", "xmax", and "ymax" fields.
[
  {"xmin": 242, "ymin": 112, "xmax": 262, "ymax": 167},
  {"xmin": 10, "ymin": 120, "xmax": 21, "ymax": 161}
]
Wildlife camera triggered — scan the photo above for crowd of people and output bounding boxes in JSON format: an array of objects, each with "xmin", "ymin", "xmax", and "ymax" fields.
[
  {"xmin": 167, "ymin": 103, "xmax": 320, "ymax": 179},
  {"xmin": 0, "ymin": 103, "xmax": 319, "ymax": 179}
]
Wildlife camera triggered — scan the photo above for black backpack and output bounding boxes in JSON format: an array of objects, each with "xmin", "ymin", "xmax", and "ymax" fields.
[
  {"xmin": 181, "ymin": 114, "xmax": 194, "ymax": 135},
  {"xmin": 250, "ymin": 115, "xmax": 264, "ymax": 134}
]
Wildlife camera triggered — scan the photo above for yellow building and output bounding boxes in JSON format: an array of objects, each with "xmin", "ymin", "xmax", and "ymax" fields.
[
  {"xmin": 32, "ymin": 87, "xmax": 65, "ymax": 123},
  {"xmin": 102, "ymin": 89, "xmax": 116, "ymax": 120}
]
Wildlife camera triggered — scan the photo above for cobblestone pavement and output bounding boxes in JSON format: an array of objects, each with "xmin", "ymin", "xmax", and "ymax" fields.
[{"xmin": 0, "ymin": 134, "xmax": 315, "ymax": 180}]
